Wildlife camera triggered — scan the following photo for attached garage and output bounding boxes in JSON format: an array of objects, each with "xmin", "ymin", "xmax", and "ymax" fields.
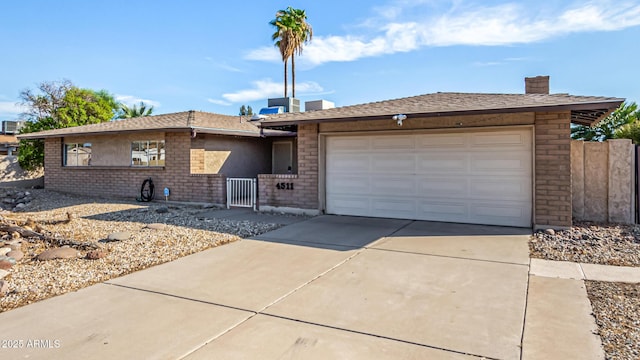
[
  {"xmin": 324, "ymin": 128, "xmax": 533, "ymax": 227},
  {"xmin": 257, "ymin": 76, "xmax": 624, "ymax": 229}
]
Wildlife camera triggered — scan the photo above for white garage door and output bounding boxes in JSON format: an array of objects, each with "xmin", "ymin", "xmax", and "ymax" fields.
[{"xmin": 325, "ymin": 129, "xmax": 532, "ymax": 227}]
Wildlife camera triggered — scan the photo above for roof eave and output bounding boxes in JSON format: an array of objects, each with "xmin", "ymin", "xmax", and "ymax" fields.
[{"xmin": 260, "ymin": 100, "xmax": 625, "ymax": 127}]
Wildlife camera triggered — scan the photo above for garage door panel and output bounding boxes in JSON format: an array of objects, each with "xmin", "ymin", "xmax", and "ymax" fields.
[
  {"xmin": 327, "ymin": 196, "xmax": 371, "ymax": 215},
  {"xmin": 328, "ymin": 154, "xmax": 370, "ymax": 172},
  {"xmin": 418, "ymin": 200, "xmax": 468, "ymax": 217},
  {"xmin": 371, "ymin": 177, "xmax": 416, "ymax": 195},
  {"xmin": 416, "ymin": 155, "xmax": 468, "ymax": 173},
  {"xmin": 372, "ymin": 155, "xmax": 415, "ymax": 173},
  {"xmin": 327, "ymin": 175, "xmax": 371, "ymax": 194},
  {"xmin": 469, "ymin": 202, "xmax": 531, "ymax": 227},
  {"xmin": 470, "ymin": 179, "xmax": 530, "ymax": 201},
  {"xmin": 371, "ymin": 198, "xmax": 416, "ymax": 217},
  {"xmin": 416, "ymin": 134, "xmax": 466, "ymax": 148},
  {"xmin": 471, "ymin": 132, "xmax": 530, "ymax": 148},
  {"xmin": 471, "ymin": 153, "xmax": 531, "ymax": 175},
  {"xmin": 325, "ymin": 129, "xmax": 532, "ymax": 227},
  {"xmin": 329, "ymin": 137, "xmax": 370, "ymax": 151},
  {"xmin": 371, "ymin": 135, "xmax": 414, "ymax": 150},
  {"xmin": 417, "ymin": 177, "xmax": 469, "ymax": 197}
]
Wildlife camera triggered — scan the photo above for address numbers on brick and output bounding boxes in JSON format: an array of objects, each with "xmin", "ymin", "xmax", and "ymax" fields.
[{"xmin": 276, "ymin": 182, "xmax": 294, "ymax": 190}]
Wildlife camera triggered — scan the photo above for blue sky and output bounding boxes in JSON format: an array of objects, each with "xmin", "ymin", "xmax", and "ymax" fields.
[{"xmin": 1, "ymin": 0, "xmax": 639, "ymax": 119}]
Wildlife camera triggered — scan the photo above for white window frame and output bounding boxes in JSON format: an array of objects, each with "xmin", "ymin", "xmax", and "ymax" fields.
[
  {"xmin": 131, "ymin": 140, "xmax": 165, "ymax": 167},
  {"xmin": 64, "ymin": 143, "xmax": 92, "ymax": 167}
]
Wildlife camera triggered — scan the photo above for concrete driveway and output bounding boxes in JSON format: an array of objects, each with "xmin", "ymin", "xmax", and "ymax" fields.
[{"xmin": 0, "ymin": 215, "xmax": 532, "ymax": 359}]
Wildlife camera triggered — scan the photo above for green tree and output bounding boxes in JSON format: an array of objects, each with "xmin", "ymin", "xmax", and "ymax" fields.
[
  {"xmin": 117, "ymin": 101, "xmax": 154, "ymax": 119},
  {"xmin": 270, "ymin": 7, "xmax": 313, "ymax": 98},
  {"xmin": 18, "ymin": 80, "xmax": 119, "ymax": 170},
  {"xmin": 239, "ymin": 105, "xmax": 253, "ymax": 116},
  {"xmin": 571, "ymin": 102, "xmax": 639, "ymax": 141}
]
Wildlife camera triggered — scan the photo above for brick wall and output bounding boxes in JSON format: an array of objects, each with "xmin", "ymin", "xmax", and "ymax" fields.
[
  {"xmin": 534, "ymin": 111, "xmax": 572, "ymax": 228},
  {"xmin": 44, "ymin": 133, "xmax": 227, "ymax": 204},
  {"xmin": 258, "ymin": 123, "xmax": 319, "ymax": 211}
]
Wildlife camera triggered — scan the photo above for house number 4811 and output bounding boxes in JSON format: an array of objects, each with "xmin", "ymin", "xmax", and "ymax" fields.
[{"xmin": 276, "ymin": 182, "xmax": 294, "ymax": 190}]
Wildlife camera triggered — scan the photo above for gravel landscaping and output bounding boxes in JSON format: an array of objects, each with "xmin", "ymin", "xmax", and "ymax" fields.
[
  {"xmin": 0, "ymin": 189, "xmax": 283, "ymax": 312},
  {"xmin": 587, "ymin": 281, "xmax": 640, "ymax": 360},
  {"xmin": 530, "ymin": 221, "xmax": 640, "ymax": 360},
  {"xmin": 530, "ymin": 221, "xmax": 640, "ymax": 267}
]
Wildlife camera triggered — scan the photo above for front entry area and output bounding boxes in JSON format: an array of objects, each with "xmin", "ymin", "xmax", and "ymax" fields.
[{"xmin": 324, "ymin": 128, "xmax": 533, "ymax": 227}]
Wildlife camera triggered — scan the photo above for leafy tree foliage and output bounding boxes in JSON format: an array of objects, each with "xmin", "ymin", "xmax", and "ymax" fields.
[
  {"xmin": 18, "ymin": 80, "xmax": 119, "ymax": 170},
  {"xmin": 117, "ymin": 101, "xmax": 154, "ymax": 119},
  {"xmin": 571, "ymin": 102, "xmax": 639, "ymax": 142},
  {"xmin": 239, "ymin": 105, "xmax": 253, "ymax": 116},
  {"xmin": 270, "ymin": 7, "xmax": 313, "ymax": 98}
]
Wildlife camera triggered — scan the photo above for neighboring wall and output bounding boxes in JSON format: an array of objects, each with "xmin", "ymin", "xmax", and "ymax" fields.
[
  {"xmin": 45, "ymin": 132, "xmax": 225, "ymax": 204},
  {"xmin": 572, "ymin": 139, "xmax": 634, "ymax": 224}
]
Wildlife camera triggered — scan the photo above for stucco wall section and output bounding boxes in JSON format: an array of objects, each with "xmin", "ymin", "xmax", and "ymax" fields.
[
  {"xmin": 583, "ymin": 142, "xmax": 609, "ymax": 222},
  {"xmin": 572, "ymin": 139, "xmax": 634, "ymax": 224},
  {"xmin": 608, "ymin": 139, "xmax": 634, "ymax": 223},
  {"xmin": 571, "ymin": 141, "xmax": 585, "ymax": 220},
  {"xmin": 534, "ymin": 111, "xmax": 572, "ymax": 228},
  {"xmin": 190, "ymin": 134, "xmax": 272, "ymax": 177}
]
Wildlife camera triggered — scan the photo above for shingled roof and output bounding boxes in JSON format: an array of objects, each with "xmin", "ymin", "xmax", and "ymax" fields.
[
  {"xmin": 258, "ymin": 92, "xmax": 624, "ymax": 127},
  {"xmin": 17, "ymin": 111, "xmax": 284, "ymax": 139}
]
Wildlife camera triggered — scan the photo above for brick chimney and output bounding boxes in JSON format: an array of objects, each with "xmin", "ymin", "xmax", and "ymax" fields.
[{"xmin": 525, "ymin": 76, "xmax": 550, "ymax": 94}]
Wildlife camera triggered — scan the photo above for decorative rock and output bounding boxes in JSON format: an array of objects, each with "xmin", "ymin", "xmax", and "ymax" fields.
[
  {"xmin": 6, "ymin": 250, "xmax": 23, "ymax": 261},
  {"xmin": 544, "ymin": 228, "xmax": 556, "ymax": 236},
  {"xmin": 0, "ymin": 280, "xmax": 8, "ymax": 296},
  {"xmin": 0, "ymin": 269, "xmax": 8, "ymax": 279},
  {"xmin": 11, "ymin": 232, "xmax": 20, "ymax": 239},
  {"xmin": 145, "ymin": 223, "xmax": 166, "ymax": 231},
  {"xmin": 155, "ymin": 206, "xmax": 169, "ymax": 214},
  {"xmin": 0, "ymin": 256, "xmax": 16, "ymax": 264},
  {"xmin": 36, "ymin": 247, "xmax": 79, "ymax": 261},
  {"xmin": 107, "ymin": 232, "xmax": 132, "ymax": 242},
  {"xmin": 14, "ymin": 203, "xmax": 26, "ymax": 210},
  {"xmin": 86, "ymin": 249, "xmax": 108, "ymax": 260},
  {"xmin": 0, "ymin": 247, "xmax": 10, "ymax": 256},
  {"xmin": 0, "ymin": 260, "xmax": 12, "ymax": 270}
]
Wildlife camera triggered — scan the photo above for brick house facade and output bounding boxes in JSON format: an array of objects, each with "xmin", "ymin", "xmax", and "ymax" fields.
[{"xmin": 21, "ymin": 78, "xmax": 623, "ymax": 229}]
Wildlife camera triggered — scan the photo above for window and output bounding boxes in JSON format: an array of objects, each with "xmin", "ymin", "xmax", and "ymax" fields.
[
  {"xmin": 64, "ymin": 143, "xmax": 92, "ymax": 166},
  {"xmin": 131, "ymin": 140, "xmax": 165, "ymax": 166}
]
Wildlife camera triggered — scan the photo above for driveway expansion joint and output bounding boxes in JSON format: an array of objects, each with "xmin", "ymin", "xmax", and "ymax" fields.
[
  {"xmin": 259, "ymin": 313, "xmax": 502, "ymax": 360},
  {"xmin": 366, "ymin": 246, "xmax": 530, "ymax": 267}
]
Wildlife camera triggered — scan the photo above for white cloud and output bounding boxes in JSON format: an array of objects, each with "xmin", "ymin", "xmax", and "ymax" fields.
[
  {"xmin": 0, "ymin": 101, "xmax": 27, "ymax": 115},
  {"xmin": 115, "ymin": 95, "xmax": 161, "ymax": 108},
  {"xmin": 246, "ymin": 1, "xmax": 640, "ymax": 67},
  {"xmin": 219, "ymin": 79, "xmax": 325, "ymax": 103},
  {"xmin": 207, "ymin": 99, "xmax": 231, "ymax": 106}
]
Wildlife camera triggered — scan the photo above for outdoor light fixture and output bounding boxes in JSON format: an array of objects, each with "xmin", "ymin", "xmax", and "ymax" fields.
[{"xmin": 392, "ymin": 114, "xmax": 407, "ymax": 126}]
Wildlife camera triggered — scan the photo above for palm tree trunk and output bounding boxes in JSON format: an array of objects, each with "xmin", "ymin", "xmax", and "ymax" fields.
[
  {"xmin": 291, "ymin": 54, "xmax": 296, "ymax": 98},
  {"xmin": 284, "ymin": 60, "xmax": 288, "ymax": 98}
]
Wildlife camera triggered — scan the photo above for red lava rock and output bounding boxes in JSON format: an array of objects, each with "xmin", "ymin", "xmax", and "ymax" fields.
[
  {"xmin": 0, "ymin": 260, "xmax": 12, "ymax": 270},
  {"xmin": 86, "ymin": 249, "xmax": 108, "ymax": 260}
]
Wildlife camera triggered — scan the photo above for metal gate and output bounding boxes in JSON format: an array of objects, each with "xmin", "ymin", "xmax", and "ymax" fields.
[{"xmin": 226, "ymin": 178, "xmax": 257, "ymax": 211}]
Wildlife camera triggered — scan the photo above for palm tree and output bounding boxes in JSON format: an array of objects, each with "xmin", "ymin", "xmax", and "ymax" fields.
[
  {"xmin": 118, "ymin": 101, "xmax": 154, "ymax": 119},
  {"xmin": 287, "ymin": 7, "xmax": 312, "ymax": 98},
  {"xmin": 270, "ymin": 7, "xmax": 312, "ymax": 98}
]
